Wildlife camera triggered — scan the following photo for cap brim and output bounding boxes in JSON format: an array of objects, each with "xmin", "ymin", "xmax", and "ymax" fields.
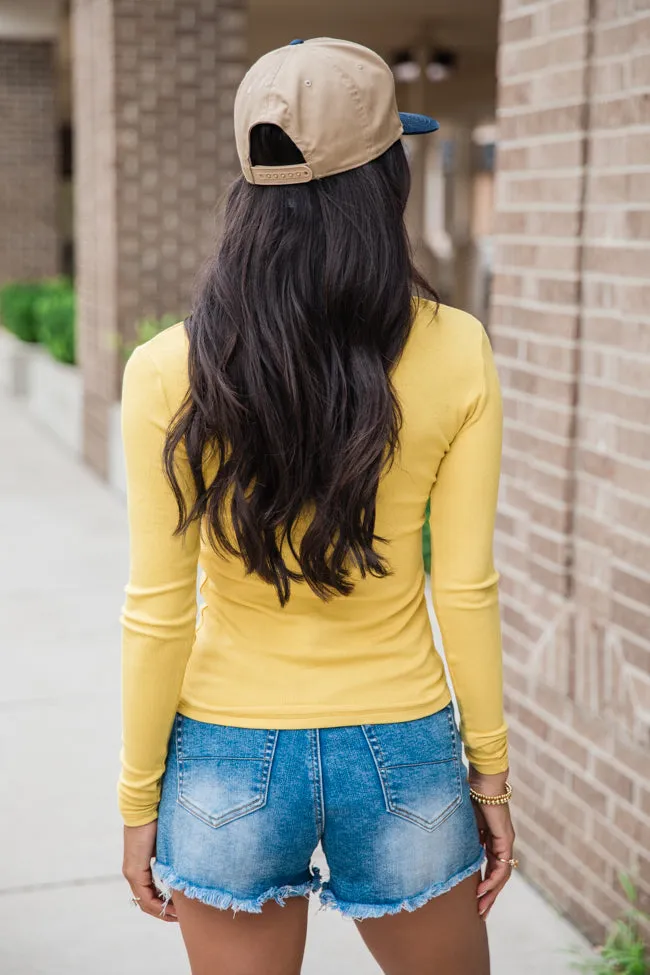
[{"xmin": 399, "ymin": 112, "xmax": 440, "ymax": 135}]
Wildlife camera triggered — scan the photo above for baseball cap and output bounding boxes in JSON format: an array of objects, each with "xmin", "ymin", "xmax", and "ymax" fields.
[{"xmin": 234, "ymin": 38, "xmax": 440, "ymax": 186}]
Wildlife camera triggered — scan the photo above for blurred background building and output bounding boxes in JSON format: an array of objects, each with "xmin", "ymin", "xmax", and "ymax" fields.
[{"xmin": 0, "ymin": 0, "xmax": 648, "ymax": 947}]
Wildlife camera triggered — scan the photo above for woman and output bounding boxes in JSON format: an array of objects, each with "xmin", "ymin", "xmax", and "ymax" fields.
[{"xmin": 120, "ymin": 37, "xmax": 516, "ymax": 975}]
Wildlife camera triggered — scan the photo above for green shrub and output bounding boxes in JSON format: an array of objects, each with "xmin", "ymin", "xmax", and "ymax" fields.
[
  {"xmin": 573, "ymin": 876, "xmax": 649, "ymax": 975},
  {"xmin": 34, "ymin": 278, "xmax": 76, "ymax": 365},
  {"xmin": 122, "ymin": 313, "xmax": 180, "ymax": 360},
  {"xmin": 0, "ymin": 281, "xmax": 45, "ymax": 342},
  {"xmin": 422, "ymin": 499, "xmax": 431, "ymax": 574}
]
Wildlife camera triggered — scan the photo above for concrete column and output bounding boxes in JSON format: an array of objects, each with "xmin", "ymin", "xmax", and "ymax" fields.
[
  {"xmin": 400, "ymin": 56, "xmax": 440, "ymax": 292},
  {"xmin": 421, "ymin": 131, "xmax": 454, "ymax": 302},
  {"xmin": 449, "ymin": 124, "xmax": 480, "ymax": 316},
  {"xmin": 72, "ymin": 0, "xmax": 247, "ymax": 476}
]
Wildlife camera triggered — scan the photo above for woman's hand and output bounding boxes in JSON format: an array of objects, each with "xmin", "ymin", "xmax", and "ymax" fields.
[
  {"xmin": 468, "ymin": 768, "xmax": 516, "ymax": 922},
  {"xmin": 122, "ymin": 821, "xmax": 177, "ymax": 922}
]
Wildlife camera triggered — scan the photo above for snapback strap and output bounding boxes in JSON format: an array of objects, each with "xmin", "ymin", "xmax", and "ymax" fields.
[{"xmin": 250, "ymin": 164, "xmax": 313, "ymax": 185}]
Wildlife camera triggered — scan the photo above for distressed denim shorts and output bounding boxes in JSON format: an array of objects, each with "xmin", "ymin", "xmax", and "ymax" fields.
[{"xmin": 152, "ymin": 703, "xmax": 485, "ymax": 919}]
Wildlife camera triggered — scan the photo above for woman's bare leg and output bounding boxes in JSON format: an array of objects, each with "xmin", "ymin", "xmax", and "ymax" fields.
[
  {"xmin": 173, "ymin": 891, "xmax": 310, "ymax": 975},
  {"xmin": 354, "ymin": 873, "xmax": 489, "ymax": 975}
]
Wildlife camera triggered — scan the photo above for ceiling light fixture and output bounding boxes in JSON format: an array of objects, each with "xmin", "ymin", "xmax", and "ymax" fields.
[
  {"xmin": 391, "ymin": 50, "xmax": 421, "ymax": 84},
  {"xmin": 425, "ymin": 49, "xmax": 458, "ymax": 83}
]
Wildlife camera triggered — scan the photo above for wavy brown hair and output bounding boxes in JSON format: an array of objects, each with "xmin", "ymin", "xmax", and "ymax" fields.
[{"xmin": 164, "ymin": 124, "xmax": 437, "ymax": 605}]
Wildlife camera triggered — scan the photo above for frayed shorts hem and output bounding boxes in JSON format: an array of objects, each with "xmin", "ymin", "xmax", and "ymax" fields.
[
  {"xmin": 152, "ymin": 861, "xmax": 322, "ymax": 915},
  {"xmin": 317, "ymin": 849, "xmax": 486, "ymax": 920}
]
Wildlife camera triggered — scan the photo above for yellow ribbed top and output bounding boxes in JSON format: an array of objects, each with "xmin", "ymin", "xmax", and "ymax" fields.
[{"xmin": 119, "ymin": 300, "xmax": 509, "ymax": 826}]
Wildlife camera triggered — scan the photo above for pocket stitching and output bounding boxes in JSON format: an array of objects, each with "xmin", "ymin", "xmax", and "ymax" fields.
[
  {"xmin": 362, "ymin": 709, "xmax": 463, "ymax": 832},
  {"xmin": 361, "ymin": 724, "xmax": 393, "ymax": 815},
  {"xmin": 175, "ymin": 716, "xmax": 278, "ymax": 829}
]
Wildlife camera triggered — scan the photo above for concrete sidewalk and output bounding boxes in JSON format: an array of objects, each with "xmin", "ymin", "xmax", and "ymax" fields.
[{"xmin": 0, "ymin": 390, "xmax": 592, "ymax": 974}]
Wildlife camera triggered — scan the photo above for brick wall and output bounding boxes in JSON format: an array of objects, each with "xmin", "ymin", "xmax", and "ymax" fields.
[
  {"xmin": 0, "ymin": 40, "xmax": 58, "ymax": 285},
  {"xmin": 492, "ymin": 0, "xmax": 650, "ymax": 943},
  {"xmin": 72, "ymin": 0, "xmax": 246, "ymax": 476}
]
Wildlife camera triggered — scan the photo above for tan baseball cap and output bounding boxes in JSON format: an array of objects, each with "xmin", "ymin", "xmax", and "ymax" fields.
[{"xmin": 234, "ymin": 38, "xmax": 439, "ymax": 186}]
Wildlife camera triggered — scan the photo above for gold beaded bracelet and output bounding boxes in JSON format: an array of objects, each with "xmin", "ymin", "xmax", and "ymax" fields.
[{"xmin": 468, "ymin": 781, "xmax": 513, "ymax": 806}]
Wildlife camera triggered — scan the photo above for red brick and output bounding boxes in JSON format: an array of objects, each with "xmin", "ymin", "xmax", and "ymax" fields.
[
  {"xmin": 613, "ymin": 501, "xmax": 650, "ymax": 541},
  {"xmin": 531, "ymin": 498, "xmax": 571, "ymax": 534},
  {"xmin": 492, "ymin": 209, "xmax": 528, "ymax": 233},
  {"xmin": 566, "ymin": 895, "xmax": 609, "ymax": 945},
  {"xmin": 579, "ymin": 448, "xmax": 616, "ymax": 481},
  {"xmin": 596, "ymin": 0, "xmax": 648, "ymax": 24},
  {"xmin": 592, "ymin": 814, "xmax": 638, "ymax": 868},
  {"xmin": 616, "ymin": 424, "xmax": 650, "ymax": 463},
  {"xmin": 549, "ymin": 786, "xmax": 590, "ymax": 833},
  {"xmin": 612, "ymin": 356, "xmax": 650, "ymax": 392},
  {"xmin": 491, "ymin": 333, "xmax": 520, "ymax": 359},
  {"xmin": 549, "ymin": 0, "xmax": 589, "ymax": 32},
  {"xmin": 536, "ymin": 276, "xmax": 580, "ymax": 307},
  {"xmin": 612, "ymin": 597, "xmax": 650, "ymax": 643},
  {"xmin": 500, "ymin": 173, "xmax": 583, "ymax": 207},
  {"xmin": 612, "ymin": 735, "xmax": 650, "ymax": 780},
  {"xmin": 640, "ymin": 789, "xmax": 650, "ymax": 819},
  {"xmin": 582, "ymin": 278, "xmax": 650, "ymax": 317},
  {"xmin": 566, "ymin": 833, "xmax": 617, "ymax": 888},
  {"xmin": 611, "ymin": 568, "xmax": 650, "ymax": 610},
  {"xmin": 529, "ymin": 527, "xmax": 570, "ymax": 567},
  {"xmin": 537, "ymin": 64, "xmax": 586, "ymax": 103},
  {"xmin": 498, "ymin": 104, "xmax": 585, "ymax": 141},
  {"xmin": 546, "ymin": 28, "xmax": 588, "ymax": 67},
  {"xmin": 620, "ymin": 635, "xmax": 650, "ymax": 673},
  {"xmin": 495, "ymin": 535, "xmax": 529, "ymax": 576},
  {"xmin": 613, "ymin": 802, "xmax": 650, "ymax": 848},
  {"xmin": 594, "ymin": 17, "xmax": 650, "ymax": 59},
  {"xmin": 503, "ymin": 659, "xmax": 529, "ymax": 694},
  {"xmin": 537, "ymin": 746, "xmax": 569, "ymax": 784},
  {"xmin": 497, "ymin": 145, "xmax": 528, "ymax": 172},
  {"xmin": 491, "ymin": 272, "xmax": 525, "ymax": 300},
  {"xmin": 585, "ymin": 244, "xmax": 650, "ymax": 278},
  {"xmin": 574, "ymin": 510, "xmax": 611, "ymax": 551},
  {"xmin": 500, "ymin": 79, "xmax": 534, "ymax": 110},
  {"xmin": 639, "ymin": 850, "xmax": 650, "ymax": 887},
  {"xmin": 611, "ymin": 536, "xmax": 650, "ymax": 583},
  {"xmin": 583, "ymin": 315, "xmax": 650, "ymax": 352},
  {"xmin": 511, "ymin": 699, "xmax": 553, "ymax": 742},
  {"xmin": 499, "ymin": 39, "xmax": 550, "ymax": 78},
  {"xmin": 501, "ymin": 13, "xmax": 536, "ymax": 44},
  {"xmin": 506, "ymin": 721, "xmax": 531, "ymax": 759},
  {"xmin": 525, "ymin": 339, "xmax": 576, "ymax": 374},
  {"xmin": 593, "ymin": 757, "xmax": 636, "ymax": 804},
  {"xmin": 570, "ymin": 774, "xmax": 610, "ymax": 815},
  {"xmin": 581, "ymin": 382, "xmax": 650, "ymax": 426},
  {"xmin": 626, "ymin": 209, "xmax": 650, "ymax": 240}
]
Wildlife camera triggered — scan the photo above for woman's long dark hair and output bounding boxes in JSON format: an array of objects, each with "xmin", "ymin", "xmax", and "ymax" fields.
[{"xmin": 164, "ymin": 124, "xmax": 437, "ymax": 605}]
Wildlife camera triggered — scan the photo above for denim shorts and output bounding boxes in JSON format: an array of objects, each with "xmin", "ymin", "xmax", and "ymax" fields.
[{"xmin": 152, "ymin": 703, "xmax": 485, "ymax": 919}]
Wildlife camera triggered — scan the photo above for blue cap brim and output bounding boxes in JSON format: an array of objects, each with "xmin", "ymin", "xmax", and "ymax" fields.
[{"xmin": 399, "ymin": 112, "xmax": 440, "ymax": 135}]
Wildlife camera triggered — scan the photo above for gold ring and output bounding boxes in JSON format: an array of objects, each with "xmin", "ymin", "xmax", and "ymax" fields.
[
  {"xmin": 130, "ymin": 895, "xmax": 142, "ymax": 907},
  {"xmin": 497, "ymin": 857, "xmax": 519, "ymax": 868}
]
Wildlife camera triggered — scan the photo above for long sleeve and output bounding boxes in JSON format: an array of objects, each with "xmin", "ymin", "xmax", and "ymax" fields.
[
  {"xmin": 118, "ymin": 343, "xmax": 200, "ymax": 826},
  {"xmin": 429, "ymin": 326, "xmax": 509, "ymax": 773}
]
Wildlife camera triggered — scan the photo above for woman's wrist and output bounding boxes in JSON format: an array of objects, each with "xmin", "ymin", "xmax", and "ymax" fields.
[{"xmin": 468, "ymin": 765, "xmax": 510, "ymax": 797}]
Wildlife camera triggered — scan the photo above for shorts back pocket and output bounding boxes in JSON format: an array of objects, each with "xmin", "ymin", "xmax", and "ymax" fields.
[
  {"xmin": 362, "ymin": 704, "xmax": 463, "ymax": 832},
  {"xmin": 175, "ymin": 715, "xmax": 278, "ymax": 829}
]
